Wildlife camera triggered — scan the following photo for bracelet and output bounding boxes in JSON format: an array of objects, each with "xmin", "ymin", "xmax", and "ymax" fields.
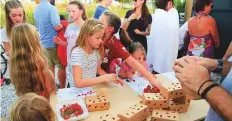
[
  {"xmin": 197, "ymin": 80, "xmax": 212, "ymax": 95},
  {"xmin": 201, "ymin": 83, "xmax": 219, "ymax": 99}
]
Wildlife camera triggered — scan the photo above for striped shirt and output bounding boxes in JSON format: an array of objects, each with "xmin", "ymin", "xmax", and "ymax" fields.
[{"xmin": 68, "ymin": 47, "xmax": 100, "ymax": 87}]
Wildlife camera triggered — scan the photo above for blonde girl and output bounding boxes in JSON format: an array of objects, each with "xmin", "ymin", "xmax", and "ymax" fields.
[
  {"xmin": 10, "ymin": 93, "xmax": 56, "ymax": 121},
  {"xmin": 10, "ymin": 23, "xmax": 56, "ymax": 98},
  {"xmin": 69, "ymin": 19, "xmax": 123, "ymax": 88},
  {"xmin": 1, "ymin": 0, "xmax": 26, "ymax": 57}
]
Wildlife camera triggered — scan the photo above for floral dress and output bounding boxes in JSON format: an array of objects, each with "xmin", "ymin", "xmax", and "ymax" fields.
[{"xmin": 187, "ymin": 34, "xmax": 214, "ymax": 58}]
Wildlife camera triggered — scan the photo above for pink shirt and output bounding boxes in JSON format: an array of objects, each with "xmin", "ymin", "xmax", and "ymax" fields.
[
  {"xmin": 109, "ymin": 58, "xmax": 121, "ymax": 74},
  {"xmin": 119, "ymin": 60, "xmax": 149, "ymax": 75}
]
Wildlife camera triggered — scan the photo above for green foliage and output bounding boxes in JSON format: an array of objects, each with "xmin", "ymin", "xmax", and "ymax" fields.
[
  {"xmin": 174, "ymin": 0, "xmax": 186, "ymax": 13},
  {"xmin": 0, "ymin": 2, "xmax": 149, "ymax": 28}
]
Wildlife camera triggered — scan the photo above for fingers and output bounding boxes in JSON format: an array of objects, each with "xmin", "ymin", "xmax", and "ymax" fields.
[
  {"xmin": 175, "ymin": 58, "xmax": 188, "ymax": 68},
  {"xmin": 114, "ymin": 79, "xmax": 124, "ymax": 86},
  {"xmin": 173, "ymin": 65, "xmax": 183, "ymax": 73}
]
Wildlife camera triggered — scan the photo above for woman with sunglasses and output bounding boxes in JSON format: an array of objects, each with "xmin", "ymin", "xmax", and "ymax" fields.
[
  {"xmin": 122, "ymin": 0, "xmax": 151, "ymax": 53},
  {"xmin": 183, "ymin": 0, "xmax": 220, "ymax": 58}
]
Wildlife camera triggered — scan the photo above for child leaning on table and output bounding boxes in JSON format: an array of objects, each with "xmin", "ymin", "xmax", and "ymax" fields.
[
  {"xmin": 119, "ymin": 42, "xmax": 149, "ymax": 79},
  {"xmin": 69, "ymin": 19, "xmax": 123, "ymax": 88},
  {"xmin": 10, "ymin": 93, "xmax": 56, "ymax": 121}
]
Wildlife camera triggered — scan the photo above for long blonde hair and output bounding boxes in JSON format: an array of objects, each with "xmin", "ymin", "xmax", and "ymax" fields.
[
  {"xmin": 10, "ymin": 93, "xmax": 56, "ymax": 121},
  {"xmin": 72, "ymin": 19, "xmax": 105, "ymax": 57},
  {"xmin": 4, "ymin": 0, "xmax": 26, "ymax": 39},
  {"xmin": 10, "ymin": 23, "xmax": 56, "ymax": 97}
]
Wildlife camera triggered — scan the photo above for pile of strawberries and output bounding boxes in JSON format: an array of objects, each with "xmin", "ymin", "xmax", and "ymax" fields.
[
  {"xmin": 60, "ymin": 103, "xmax": 84, "ymax": 120},
  {"xmin": 143, "ymin": 85, "xmax": 160, "ymax": 93}
]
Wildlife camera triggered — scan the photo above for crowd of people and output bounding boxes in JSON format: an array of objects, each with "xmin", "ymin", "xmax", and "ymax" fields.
[{"xmin": 0, "ymin": 0, "xmax": 232, "ymax": 120}]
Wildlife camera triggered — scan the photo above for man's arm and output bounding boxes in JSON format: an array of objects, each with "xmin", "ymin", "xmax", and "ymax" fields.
[
  {"xmin": 199, "ymin": 81, "xmax": 232, "ymax": 121},
  {"xmin": 50, "ymin": 7, "xmax": 63, "ymax": 31},
  {"xmin": 174, "ymin": 57, "xmax": 232, "ymax": 121}
]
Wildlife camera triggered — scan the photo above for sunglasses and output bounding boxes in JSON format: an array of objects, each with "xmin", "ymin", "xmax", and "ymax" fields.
[{"xmin": 211, "ymin": 4, "xmax": 214, "ymax": 9}]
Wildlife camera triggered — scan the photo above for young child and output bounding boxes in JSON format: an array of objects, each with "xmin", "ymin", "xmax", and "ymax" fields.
[
  {"xmin": 56, "ymin": 15, "xmax": 69, "ymax": 67},
  {"xmin": 119, "ymin": 42, "xmax": 149, "ymax": 79},
  {"xmin": 94, "ymin": 0, "xmax": 112, "ymax": 19},
  {"xmin": 53, "ymin": 1, "xmax": 87, "ymax": 87},
  {"xmin": 54, "ymin": 1, "xmax": 87, "ymax": 64},
  {"xmin": 69, "ymin": 19, "xmax": 123, "ymax": 88},
  {"xmin": 10, "ymin": 93, "xmax": 56, "ymax": 121},
  {"xmin": 10, "ymin": 23, "xmax": 56, "ymax": 98}
]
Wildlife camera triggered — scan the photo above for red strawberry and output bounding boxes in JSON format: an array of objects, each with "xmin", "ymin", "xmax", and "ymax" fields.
[
  {"xmin": 74, "ymin": 111, "xmax": 79, "ymax": 116},
  {"xmin": 79, "ymin": 108, "xmax": 84, "ymax": 114},
  {"xmin": 64, "ymin": 115, "xmax": 70, "ymax": 120},
  {"xmin": 60, "ymin": 108, "xmax": 65, "ymax": 114},
  {"xmin": 143, "ymin": 88, "xmax": 148, "ymax": 93},
  {"xmin": 147, "ymin": 88, "xmax": 152, "ymax": 93}
]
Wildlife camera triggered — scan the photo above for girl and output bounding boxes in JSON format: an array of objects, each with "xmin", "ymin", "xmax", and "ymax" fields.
[
  {"xmin": 1, "ymin": 0, "xmax": 26, "ymax": 57},
  {"xmin": 10, "ymin": 93, "xmax": 56, "ymax": 121},
  {"xmin": 54, "ymin": 1, "xmax": 87, "ymax": 65},
  {"xmin": 99, "ymin": 11, "xmax": 161, "ymax": 87},
  {"xmin": 119, "ymin": 42, "xmax": 149, "ymax": 79},
  {"xmin": 53, "ymin": 1, "xmax": 87, "ymax": 87},
  {"xmin": 10, "ymin": 23, "xmax": 56, "ymax": 98},
  {"xmin": 94, "ymin": 0, "xmax": 112, "ymax": 19},
  {"xmin": 122, "ymin": 0, "xmax": 152, "ymax": 53},
  {"xmin": 69, "ymin": 19, "xmax": 123, "ymax": 88}
]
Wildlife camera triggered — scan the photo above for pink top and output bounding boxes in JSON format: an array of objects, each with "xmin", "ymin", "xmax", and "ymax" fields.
[
  {"xmin": 109, "ymin": 58, "xmax": 121, "ymax": 74},
  {"xmin": 119, "ymin": 60, "xmax": 149, "ymax": 75}
]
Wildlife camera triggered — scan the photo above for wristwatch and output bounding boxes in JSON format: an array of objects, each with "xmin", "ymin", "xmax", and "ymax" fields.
[{"xmin": 213, "ymin": 59, "xmax": 223, "ymax": 73}]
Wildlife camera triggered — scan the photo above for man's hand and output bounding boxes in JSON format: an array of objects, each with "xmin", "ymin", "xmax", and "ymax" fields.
[
  {"xmin": 173, "ymin": 57, "xmax": 210, "ymax": 93},
  {"xmin": 180, "ymin": 56, "xmax": 218, "ymax": 72}
]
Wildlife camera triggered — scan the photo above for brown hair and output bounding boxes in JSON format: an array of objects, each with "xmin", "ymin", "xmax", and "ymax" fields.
[
  {"xmin": 10, "ymin": 23, "xmax": 56, "ymax": 98},
  {"xmin": 69, "ymin": 1, "xmax": 88, "ymax": 20},
  {"xmin": 194, "ymin": 0, "xmax": 213, "ymax": 12},
  {"xmin": 10, "ymin": 93, "xmax": 56, "ymax": 121},
  {"xmin": 128, "ymin": 42, "xmax": 145, "ymax": 54},
  {"xmin": 96, "ymin": 0, "xmax": 103, "ymax": 3},
  {"xmin": 155, "ymin": 0, "xmax": 173, "ymax": 10},
  {"xmin": 72, "ymin": 19, "xmax": 105, "ymax": 57},
  {"xmin": 4, "ymin": 0, "xmax": 26, "ymax": 39},
  {"xmin": 133, "ymin": 0, "xmax": 150, "ymax": 17},
  {"xmin": 103, "ymin": 11, "xmax": 132, "ymax": 48}
]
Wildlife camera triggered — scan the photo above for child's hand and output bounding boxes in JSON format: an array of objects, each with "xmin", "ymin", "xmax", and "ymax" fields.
[
  {"xmin": 101, "ymin": 74, "xmax": 118, "ymax": 83},
  {"xmin": 150, "ymin": 76, "xmax": 162, "ymax": 89},
  {"xmin": 126, "ymin": 72, "xmax": 134, "ymax": 79},
  {"xmin": 114, "ymin": 78, "xmax": 124, "ymax": 86},
  {"xmin": 53, "ymin": 36, "xmax": 60, "ymax": 44}
]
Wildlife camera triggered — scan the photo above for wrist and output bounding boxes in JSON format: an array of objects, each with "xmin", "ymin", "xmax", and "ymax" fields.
[{"xmin": 198, "ymin": 81, "xmax": 213, "ymax": 95}]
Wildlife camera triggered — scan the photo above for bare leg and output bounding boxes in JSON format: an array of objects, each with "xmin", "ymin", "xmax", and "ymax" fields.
[{"xmin": 58, "ymin": 67, "xmax": 66, "ymax": 88}]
